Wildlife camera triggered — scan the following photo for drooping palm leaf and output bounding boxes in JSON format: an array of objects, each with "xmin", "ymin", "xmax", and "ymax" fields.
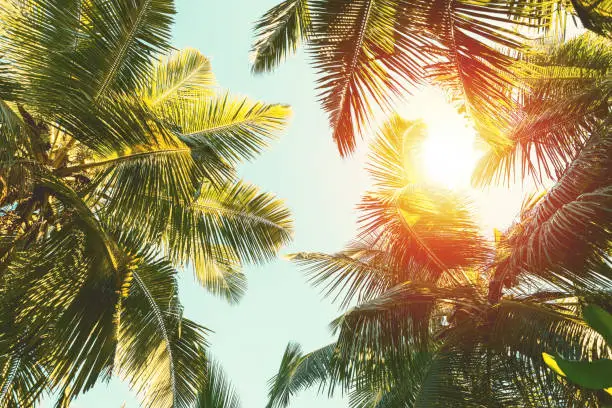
[
  {"xmin": 194, "ymin": 358, "xmax": 241, "ymax": 408},
  {"xmin": 473, "ymin": 33, "xmax": 612, "ymax": 186},
  {"xmin": 308, "ymin": 0, "xmax": 424, "ymax": 155},
  {"xmin": 266, "ymin": 343, "xmax": 337, "ymax": 408},
  {"xmin": 489, "ymin": 121, "xmax": 612, "ymax": 300},
  {"xmin": 115, "ymin": 247, "xmax": 209, "ymax": 408},
  {"xmin": 251, "ymin": 0, "xmax": 312, "ymax": 73}
]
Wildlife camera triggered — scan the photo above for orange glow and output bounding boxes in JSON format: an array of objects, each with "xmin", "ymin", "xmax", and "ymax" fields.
[
  {"xmin": 393, "ymin": 88, "xmax": 533, "ymax": 236},
  {"xmin": 420, "ymin": 118, "xmax": 481, "ymax": 189}
]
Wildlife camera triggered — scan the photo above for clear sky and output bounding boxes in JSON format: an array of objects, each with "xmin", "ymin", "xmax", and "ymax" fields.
[{"xmin": 50, "ymin": 1, "xmax": 542, "ymax": 407}]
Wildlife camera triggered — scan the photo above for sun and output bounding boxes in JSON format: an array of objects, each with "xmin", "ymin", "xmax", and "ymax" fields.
[
  {"xmin": 420, "ymin": 115, "xmax": 481, "ymax": 189},
  {"xmin": 398, "ymin": 88, "xmax": 482, "ymax": 189}
]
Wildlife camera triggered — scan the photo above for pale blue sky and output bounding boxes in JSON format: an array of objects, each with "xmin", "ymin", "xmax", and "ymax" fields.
[{"xmin": 62, "ymin": 1, "xmax": 365, "ymax": 407}]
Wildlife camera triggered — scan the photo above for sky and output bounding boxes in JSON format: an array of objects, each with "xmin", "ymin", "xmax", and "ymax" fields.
[{"xmin": 53, "ymin": 1, "xmax": 543, "ymax": 407}]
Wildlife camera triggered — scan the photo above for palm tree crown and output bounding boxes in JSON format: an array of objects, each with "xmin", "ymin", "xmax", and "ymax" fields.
[
  {"xmin": 252, "ymin": 2, "xmax": 612, "ymax": 403},
  {"xmin": 267, "ymin": 111, "xmax": 612, "ymax": 407},
  {"xmin": 0, "ymin": 1, "xmax": 293, "ymax": 407}
]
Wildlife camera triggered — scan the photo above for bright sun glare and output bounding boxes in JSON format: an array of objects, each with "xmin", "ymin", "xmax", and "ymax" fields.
[
  {"xmin": 398, "ymin": 88, "xmax": 482, "ymax": 189},
  {"xmin": 393, "ymin": 88, "xmax": 531, "ymax": 236}
]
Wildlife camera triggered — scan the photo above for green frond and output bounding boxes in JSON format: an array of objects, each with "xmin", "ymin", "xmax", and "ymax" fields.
[
  {"xmin": 2, "ymin": 0, "xmax": 174, "ymax": 108},
  {"xmin": 163, "ymin": 180, "xmax": 293, "ymax": 266},
  {"xmin": 144, "ymin": 48, "xmax": 216, "ymax": 107},
  {"xmin": 192, "ymin": 247, "xmax": 247, "ymax": 304},
  {"xmin": 12, "ymin": 229, "xmax": 123, "ymax": 403},
  {"xmin": 116, "ymin": 253, "xmax": 209, "ymax": 408},
  {"xmin": 104, "ymin": 179, "xmax": 293, "ymax": 285},
  {"xmin": 86, "ymin": 0, "xmax": 175, "ymax": 100},
  {"xmin": 267, "ymin": 343, "xmax": 337, "ymax": 408},
  {"xmin": 251, "ymin": 0, "xmax": 311, "ymax": 73},
  {"xmin": 0, "ymin": 336, "xmax": 48, "ymax": 408},
  {"xmin": 162, "ymin": 92, "xmax": 292, "ymax": 166},
  {"xmin": 194, "ymin": 358, "xmax": 241, "ymax": 408},
  {"xmin": 0, "ymin": 0, "xmax": 84, "ymax": 113}
]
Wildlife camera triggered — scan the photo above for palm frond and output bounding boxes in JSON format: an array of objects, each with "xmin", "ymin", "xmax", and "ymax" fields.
[
  {"xmin": 288, "ymin": 239, "xmax": 398, "ymax": 309},
  {"xmin": 104, "ymin": 179, "xmax": 293, "ymax": 285},
  {"xmin": 489, "ymin": 121, "xmax": 612, "ymax": 298},
  {"xmin": 267, "ymin": 343, "xmax": 337, "ymax": 408},
  {"xmin": 116, "ymin": 250, "xmax": 209, "ymax": 408},
  {"xmin": 367, "ymin": 116, "xmax": 427, "ymax": 189},
  {"xmin": 85, "ymin": 0, "xmax": 175, "ymax": 100},
  {"xmin": 571, "ymin": 0, "xmax": 612, "ymax": 37},
  {"xmin": 192, "ymin": 247, "xmax": 247, "ymax": 304},
  {"xmin": 194, "ymin": 358, "xmax": 241, "ymax": 408},
  {"xmin": 473, "ymin": 33, "xmax": 612, "ymax": 186},
  {"xmin": 329, "ymin": 282, "xmax": 481, "ymax": 383},
  {"xmin": 144, "ymin": 48, "xmax": 216, "ymax": 107},
  {"xmin": 309, "ymin": 0, "xmax": 427, "ymax": 155},
  {"xmin": 163, "ymin": 180, "xmax": 293, "ymax": 266},
  {"xmin": 162, "ymin": 92, "xmax": 292, "ymax": 166},
  {"xmin": 251, "ymin": 0, "xmax": 311, "ymax": 73},
  {"xmin": 2, "ymin": 0, "xmax": 174, "ymax": 108}
]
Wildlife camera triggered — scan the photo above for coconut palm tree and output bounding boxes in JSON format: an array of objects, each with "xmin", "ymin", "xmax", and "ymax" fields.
[
  {"xmin": 0, "ymin": 1, "xmax": 293, "ymax": 407},
  {"xmin": 250, "ymin": 0, "xmax": 610, "ymax": 156},
  {"xmin": 265, "ymin": 109, "xmax": 611, "ymax": 407},
  {"xmin": 253, "ymin": 0, "xmax": 612, "ymax": 404}
]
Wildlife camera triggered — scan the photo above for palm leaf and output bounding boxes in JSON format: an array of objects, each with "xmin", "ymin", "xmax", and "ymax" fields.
[
  {"xmin": 162, "ymin": 92, "xmax": 292, "ymax": 166},
  {"xmin": 251, "ymin": 0, "xmax": 312, "ymax": 73},
  {"xmin": 288, "ymin": 239, "xmax": 398, "ymax": 309},
  {"xmin": 86, "ymin": 0, "xmax": 175, "ymax": 100},
  {"xmin": 489, "ymin": 121, "xmax": 612, "ymax": 299},
  {"xmin": 192, "ymin": 246, "xmax": 247, "ymax": 304},
  {"xmin": 116, "ymin": 249, "xmax": 210, "ymax": 408},
  {"xmin": 144, "ymin": 48, "xmax": 217, "ymax": 107},
  {"xmin": 473, "ymin": 33, "xmax": 612, "ymax": 186},
  {"xmin": 308, "ymin": 0, "xmax": 415, "ymax": 155},
  {"xmin": 194, "ymin": 358, "xmax": 241, "ymax": 408},
  {"xmin": 571, "ymin": 0, "xmax": 612, "ymax": 37},
  {"xmin": 267, "ymin": 343, "xmax": 337, "ymax": 408}
]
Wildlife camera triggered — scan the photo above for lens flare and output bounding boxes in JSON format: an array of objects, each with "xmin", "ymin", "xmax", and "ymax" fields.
[
  {"xmin": 396, "ymin": 88, "xmax": 482, "ymax": 189},
  {"xmin": 420, "ymin": 120, "xmax": 481, "ymax": 189}
]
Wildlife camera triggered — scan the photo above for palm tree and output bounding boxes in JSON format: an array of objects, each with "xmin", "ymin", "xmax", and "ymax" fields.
[
  {"xmin": 252, "ymin": 1, "xmax": 611, "ymax": 405},
  {"xmin": 265, "ymin": 108, "xmax": 611, "ymax": 406},
  {"xmin": 250, "ymin": 0, "xmax": 610, "ymax": 156},
  {"xmin": 0, "ymin": 1, "xmax": 293, "ymax": 407}
]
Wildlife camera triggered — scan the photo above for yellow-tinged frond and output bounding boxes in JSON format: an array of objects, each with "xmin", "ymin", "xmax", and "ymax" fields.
[
  {"xmin": 192, "ymin": 247, "xmax": 247, "ymax": 304},
  {"xmin": 161, "ymin": 92, "xmax": 292, "ymax": 165},
  {"xmin": 144, "ymin": 48, "xmax": 216, "ymax": 106}
]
